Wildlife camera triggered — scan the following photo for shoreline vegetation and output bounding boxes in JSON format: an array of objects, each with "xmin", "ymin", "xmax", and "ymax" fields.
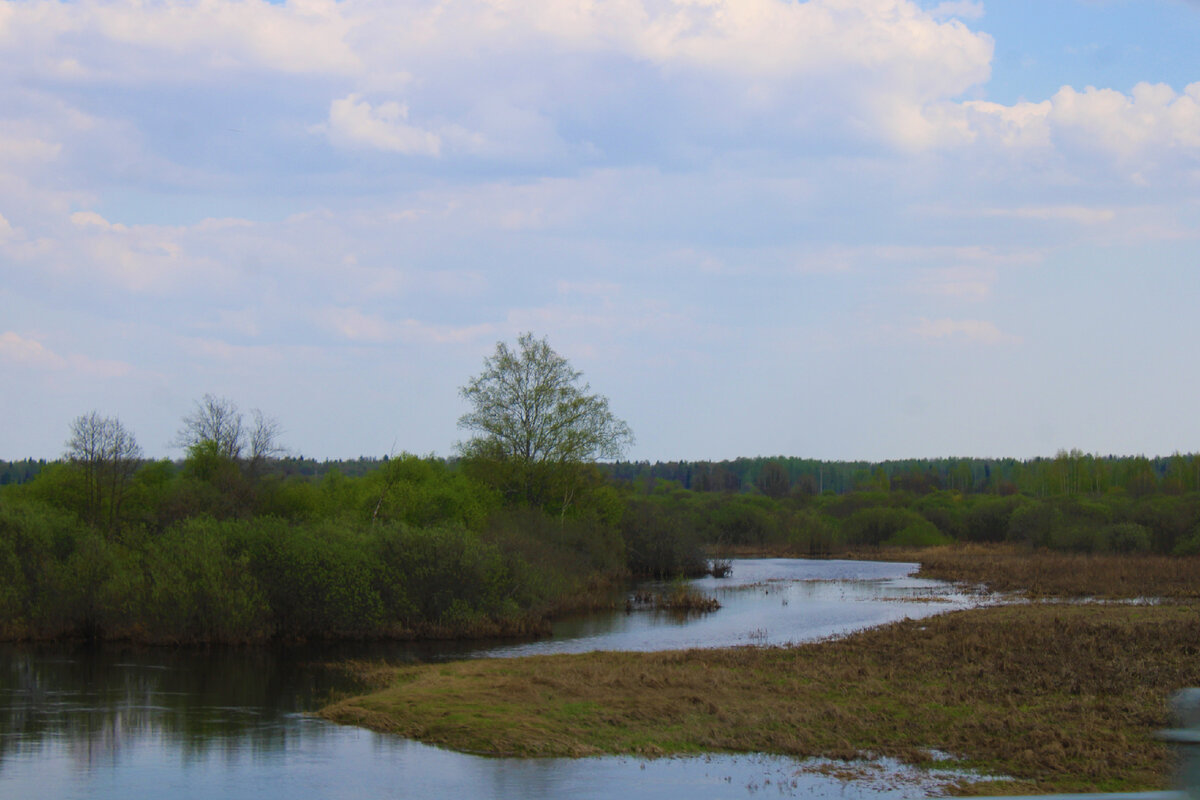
[
  {"xmin": 5, "ymin": 443, "xmax": 1200, "ymax": 644},
  {"xmin": 320, "ymin": 548, "xmax": 1200, "ymax": 796}
]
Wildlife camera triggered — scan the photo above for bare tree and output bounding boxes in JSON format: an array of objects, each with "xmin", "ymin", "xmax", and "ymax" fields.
[
  {"xmin": 66, "ymin": 412, "xmax": 143, "ymax": 533},
  {"xmin": 246, "ymin": 408, "xmax": 286, "ymax": 475},
  {"xmin": 175, "ymin": 394, "xmax": 284, "ymax": 471},
  {"xmin": 175, "ymin": 394, "xmax": 244, "ymax": 459}
]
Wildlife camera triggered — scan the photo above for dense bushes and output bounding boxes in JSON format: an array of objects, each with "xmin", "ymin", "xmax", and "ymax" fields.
[
  {"xmin": 5, "ymin": 444, "xmax": 1200, "ymax": 644},
  {"xmin": 0, "ymin": 502, "xmax": 603, "ymax": 642},
  {"xmin": 0, "ymin": 451, "xmax": 631, "ymax": 643}
]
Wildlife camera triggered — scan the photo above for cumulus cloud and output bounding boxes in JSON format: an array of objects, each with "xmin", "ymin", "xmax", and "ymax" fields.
[
  {"xmin": 929, "ymin": 1, "xmax": 985, "ymax": 20},
  {"xmin": 0, "ymin": 0, "xmax": 360, "ymax": 81},
  {"xmin": 1049, "ymin": 82, "xmax": 1200, "ymax": 159},
  {"xmin": 928, "ymin": 82, "xmax": 1200, "ymax": 178},
  {"xmin": 912, "ymin": 318, "xmax": 1020, "ymax": 345}
]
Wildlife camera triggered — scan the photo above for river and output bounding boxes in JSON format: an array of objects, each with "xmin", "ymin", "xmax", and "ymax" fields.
[{"xmin": 0, "ymin": 559, "xmax": 995, "ymax": 799}]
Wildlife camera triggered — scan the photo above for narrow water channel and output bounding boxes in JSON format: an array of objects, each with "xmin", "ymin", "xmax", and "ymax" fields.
[{"xmin": 0, "ymin": 559, "xmax": 994, "ymax": 799}]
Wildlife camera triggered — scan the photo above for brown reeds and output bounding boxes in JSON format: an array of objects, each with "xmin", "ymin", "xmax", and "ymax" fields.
[
  {"xmin": 625, "ymin": 583, "xmax": 721, "ymax": 613},
  {"xmin": 908, "ymin": 544, "xmax": 1200, "ymax": 599}
]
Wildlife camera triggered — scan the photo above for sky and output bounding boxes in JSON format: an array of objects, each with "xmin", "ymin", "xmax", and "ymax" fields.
[{"xmin": 1, "ymin": 0, "xmax": 1199, "ymax": 464}]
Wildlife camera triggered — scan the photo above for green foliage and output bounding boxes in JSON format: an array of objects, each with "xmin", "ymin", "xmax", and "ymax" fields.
[
  {"xmin": 230, "ymin": 517, "xmax": 384, "ymax": 637},
  {"xmin": 964, "ymin": 496, "xmax": 1026, "ymax": 543},
  {"xmin": 1100, "ymin": 523, "xmax": 1152, "ymax": 554},
  {"xmin": 707, "ymin": 495, "xmax": 779, "ymax": 545},
  {"xmin": 141, "ymin": 519, "xmax": 271, "ymax": 642},
  {"xmin": 374, "ymin": 523, "xmax": 518, "ymax": 626},
  {"xmin": 785, "ymin": 510, "xmax": 840, "ymax": 555},
  {"xmin": 914, "ymin": 491, "xmax": 967, "ymax": 539},
  {"xmin": 366, "ymin": 454, "xmax": 498, "ymax": 529},
  {"xmin": 620, "ymin": 499, "xmax": 706, "ymax": 578},
  {"xmin": 841, "ymin": 507, "xmax": 931, "ymax": 547}
]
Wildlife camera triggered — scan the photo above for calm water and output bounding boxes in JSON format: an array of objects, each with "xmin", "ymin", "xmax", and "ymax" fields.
[{"xmin": 0, "ymin": 559, "xmax": 993, "ymax": 799}]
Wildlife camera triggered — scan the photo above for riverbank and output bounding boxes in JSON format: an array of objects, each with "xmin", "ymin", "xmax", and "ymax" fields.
[{"xmin": 321, "ymin": 548, "xmax": 1200, "ymax": 794}]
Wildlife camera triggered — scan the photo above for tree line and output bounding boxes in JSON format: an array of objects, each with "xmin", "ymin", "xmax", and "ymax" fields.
[{"xmin": 2, "ymin": 334, "xmax": 1198, "ymax": 644}]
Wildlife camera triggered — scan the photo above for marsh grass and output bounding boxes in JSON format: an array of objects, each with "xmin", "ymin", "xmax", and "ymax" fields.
[
  {"xmin": 904, "ymin": 544, "xmax": 1200, "ymax": 599},
  {"xmin": 322, "ymin": 602, "xmax": 1200, "ymax": 794}
]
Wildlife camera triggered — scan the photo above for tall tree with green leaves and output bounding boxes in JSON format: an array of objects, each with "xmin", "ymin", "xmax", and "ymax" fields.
[{"xmin": 458, "ymin": 333, "xmax": 633, "ymax": 509}]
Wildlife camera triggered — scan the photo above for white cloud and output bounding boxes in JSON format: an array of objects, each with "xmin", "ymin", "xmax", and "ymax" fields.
[
  {"xmin": 912, "ymin": 317, "xmax": 1020, "ymax": 345},
  {"xmin": 915, "ymin": 267, "xmax": 995, "ymax": 300},
  {"xmin": 320, "ymin": 94, "xmax": 442, "ymax": 156},
  {"xmin": 0, "ymin": 131, "xmax": 61, "ymax": 164},
  {"xmin": 320, "ymin": 306, "xmax": 396, "ymax": 342},
  {"xmin": 318, "ymin": 307, "xmax": 493, "ymax": 344},
  {"xmin": 0, "ymin": 331, "xmax": 64, "ymax": 368},
  {"xmin": 0, "ymin": 0, "xmax": 360, "ymax": 81},
  {"xmin": 929, "ymin": 82, "xmax": 1200, "ymax": 177},
  {"xmin": 929, "ymin": 1, "xmax": 985, "ymax": 20},
  {"xmin": 1048, "ymin": 82, "xmax": 1200, "ymax": 158},
  {"xmin": 0, "ymin": 331, "xmax": 132, "ymax": 377},
  {"xmin": 983, "ymin": 205, "xmax": 1117, "ymax": 225}
]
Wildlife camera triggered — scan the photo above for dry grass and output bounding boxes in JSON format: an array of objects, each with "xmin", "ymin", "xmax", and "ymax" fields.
[
  {"xmin": 907, "ymin": 544, "xmax": 1200, "ymax": 599},
  {"xmin": 322, "ymin": 602, "xmax": 1200, "ymax": 794}
]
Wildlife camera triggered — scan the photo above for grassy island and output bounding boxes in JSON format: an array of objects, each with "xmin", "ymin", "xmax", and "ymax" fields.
[{"xmin": 321, "ymin": 549, "xmax": 1200, "ymax": 795}]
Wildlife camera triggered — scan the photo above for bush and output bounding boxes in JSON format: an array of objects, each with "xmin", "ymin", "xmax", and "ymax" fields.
[
  {"xmin": 375, "ymin": 523, "xmax": 497, "ymax": 625},
  {"xmin": 962, "ymin": 496, "xmax": 1026, "ymax": 542},
  {"xmin": 1102, "ymin": 523, "xmax": 1152, "ymax": 554},
  {"xmin": 230, "ymin": 517, "xmax": 384, "ymax": 637},
  {"xmin": 621, "ymin": 499, "xmax": 706, "ymax": 578},
  {"xmin": 786, "ymin": 510, "xmax": 840, "ymax": 555},
  {"xmin": 1007, "ymin": 502, "xmax": 1064, "ymax": 548},
  {"xmin": 841, "ymin": 507, "xmax": 929, "ymax": 547},
  {"xmin": 886, "ymin": 520, "xmax": 952, "ymax": 548},
  {"xmin": 141, "ymin": 519, "xmax": 271, "ymax": 642}
]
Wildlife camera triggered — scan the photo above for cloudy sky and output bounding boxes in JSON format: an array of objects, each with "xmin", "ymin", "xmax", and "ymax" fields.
[{"xmin": 2, "ymin": 0, "xmax": 1199, "ymax": 463}]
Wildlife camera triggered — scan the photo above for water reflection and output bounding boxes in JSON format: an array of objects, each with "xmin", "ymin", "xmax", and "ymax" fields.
[
  {"xmin": 484, "ymin": 559, "xmax": 984, "ymax": 656},
  {"xmin": 0, "ymin": 559, "xmax": 993, "ymax": 799}
]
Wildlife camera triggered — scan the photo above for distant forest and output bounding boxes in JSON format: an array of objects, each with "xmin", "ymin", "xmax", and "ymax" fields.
[{"xmin": 6, "ymin": 450, "xmax": 1197, "ymax": 498}]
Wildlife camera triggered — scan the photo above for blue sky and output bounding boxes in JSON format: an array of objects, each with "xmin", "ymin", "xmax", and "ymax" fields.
[{"xmin": 2, "ymin": 0, "xmax": 1198, "ymax": 462}]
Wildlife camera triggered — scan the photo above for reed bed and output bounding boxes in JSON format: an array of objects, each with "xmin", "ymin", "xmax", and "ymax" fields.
[
  {"xmin": 625, "ymin": 583, "xmax": 721, "ymax": 613},
  {"xmin": 906, "ymin": 544, "xmax": 1200, "ymax": 599}
]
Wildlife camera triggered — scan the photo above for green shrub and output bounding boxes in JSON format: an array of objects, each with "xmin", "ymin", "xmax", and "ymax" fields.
[
  {"xmin": 142, "ymin": 519, "xmax": 271, "ymax": 642},
  {"xmin": 841, "ymin": 507, "xmax": 929, "ymax": 547},
  {"xmin": 786, "ymin": 510, "xmax": 840, "ymax": 555},
  {"xmin": 964, "ymin": 496, "xmax": 1026, "ymax": 542},
  {"xmin": 886, "ymin": 519, "xmax": 952, "ymax": 548},
  {"xmin": 1101, "ymin": 522, "xmax": 1152, "ymax": 554},
  {"xmin": 621, "ymin": 499, "xmax": 706, "ymax": 578}
]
